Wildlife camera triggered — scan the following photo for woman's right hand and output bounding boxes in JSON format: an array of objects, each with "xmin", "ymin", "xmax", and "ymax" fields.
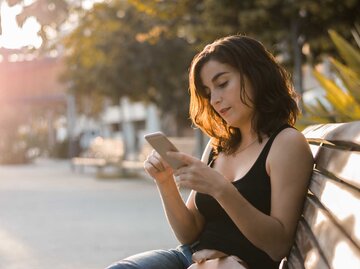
[{"xmin": 143, "ymin": 150, "xmax": 174, "ymax": 184}]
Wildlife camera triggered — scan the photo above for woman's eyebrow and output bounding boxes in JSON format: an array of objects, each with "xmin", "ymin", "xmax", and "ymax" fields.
[
  {"xmin": 202, "ymin": 71, "xmax": 229, "ymax": 89},
  {"xmin": 211, "ymin": 72, "xmax": 229, "ymax": 83}
]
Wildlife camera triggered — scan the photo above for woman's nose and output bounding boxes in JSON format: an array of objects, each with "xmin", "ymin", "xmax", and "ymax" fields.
[{"xmin": 210, "ymin": 91, "xmax": 222, "ymax": 106}]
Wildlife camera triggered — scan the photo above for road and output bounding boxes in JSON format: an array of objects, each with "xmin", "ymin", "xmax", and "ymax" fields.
[{"xmin": 0, "ymin": 159, "xmax": 189, "ymax": 269}]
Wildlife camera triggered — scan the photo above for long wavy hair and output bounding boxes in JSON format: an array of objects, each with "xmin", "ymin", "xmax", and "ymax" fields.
[{"xmin": 189, "ymin": 35, "xmax": 299, "ymax": 155}]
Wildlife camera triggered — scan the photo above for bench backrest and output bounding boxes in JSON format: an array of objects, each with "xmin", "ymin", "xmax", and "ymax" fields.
[{"xmin": 285, "ymin": 121, "xmax": 360, "ymax": 269}]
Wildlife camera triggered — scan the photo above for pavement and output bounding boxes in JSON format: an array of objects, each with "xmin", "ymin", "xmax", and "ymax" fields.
[{"xmin": 0, "ymin": 158, "xmax": 190, "ymax": 269}]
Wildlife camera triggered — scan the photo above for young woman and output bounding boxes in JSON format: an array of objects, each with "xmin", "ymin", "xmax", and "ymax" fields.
[{"xmin": 106, "ymin": 35, "xmax": 313, "ymax": 269}]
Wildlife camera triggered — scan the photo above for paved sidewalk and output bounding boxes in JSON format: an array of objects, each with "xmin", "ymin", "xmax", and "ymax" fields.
[{"xmin": 0, "ymin": 159, "xmax": 189, "ymax": 269}]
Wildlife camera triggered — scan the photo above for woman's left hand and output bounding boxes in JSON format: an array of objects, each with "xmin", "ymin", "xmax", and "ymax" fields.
[{"xmin": 168, "ymin": 151, "xmax": 228, "ymax": 197}]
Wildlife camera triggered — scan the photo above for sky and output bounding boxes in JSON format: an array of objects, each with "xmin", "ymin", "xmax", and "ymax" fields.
[
  {"xmin": 0, "ymin": 0, "xmax": 104, "ymax": 50},
  {"xmin": 0, "ymin": 1, "xmax": 42, "ymax": 49}
]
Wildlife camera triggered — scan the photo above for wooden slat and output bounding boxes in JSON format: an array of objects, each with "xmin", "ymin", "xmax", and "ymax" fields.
[
  {"xmin": 302, "ymin": 196, "xmax": 360, "ymax": 269},
  {"xmin": 303, "ymin": 122, "xmax": 360, "ymax": 144},
  {"xmin": 308, "ymin": 143, "xmax": 321, "ymax": 158},
  {"xmin": 315, "ymin": 147, "xmax": 360, "ymax": 189},
  {"xmin": 303, "ymin": 124, "xmax": 343, "ymax": 139},
  {"xmin": 294, "ymin": 220, "xmax": 329, "ymax": 269},
  {"xmin": 286, "ymin": 245, "xmax": 305, "ymax": 269},
  {"xmin": 309, "ymin": 171, "xmax": 360, "ymax": 247},
  {"xmin": 292, "ymin": 122, "xmax": 360, "ymax": 269}
]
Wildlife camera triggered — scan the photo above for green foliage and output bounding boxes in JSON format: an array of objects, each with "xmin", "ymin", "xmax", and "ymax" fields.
[
  {"xmin": 302, "ymin": 30, "xmax": 360, "ymax": 124},
  {"xmin": 62, "ymin": 0, "xmax": 193, "ymax": 129},
  {"xmin": 127, "ymin": 0, "xmax": 360, "ymax": 64},
  {"xmin": 63, "ymin": 0, "xmax": 360, "ymax": 131}
]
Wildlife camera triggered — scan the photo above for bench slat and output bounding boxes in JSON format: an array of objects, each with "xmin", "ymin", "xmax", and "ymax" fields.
[
  {"xmin": 315, "ymin": 147, "xmax": 360, "ymax": 189},
  {"xmin": 302, "ymin": 195, "xmax": 360, "ymax": 269},
  {"xmin": 293, "ymin": 220, "xmax": 329, "ymax": 269},
  {"xmin": 303, "ymin": 124, "xmax": 343, "ymax": 139},
  {"xmin": 309, "ymin": 171, "xmax": 360, "ymax": 247},
  {"xmin": 303, "ymin": 122, "xmax": 360, "ymax": 144},
  {"xmin": 286, "ymin": 122, "xmax": 360, "ymax": 269},
  {"xmin": 308, "ymin": 144, "xmax": 321, "ymax": 158},
  {"xmin": 286, "ymin": 245, "xmax": 306, "ymax": 269}
]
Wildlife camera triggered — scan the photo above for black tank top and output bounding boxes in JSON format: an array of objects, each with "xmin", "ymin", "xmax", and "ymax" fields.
[{"xmin": 194, "ymin": 125, "xmax": 291, "ymax": 269}]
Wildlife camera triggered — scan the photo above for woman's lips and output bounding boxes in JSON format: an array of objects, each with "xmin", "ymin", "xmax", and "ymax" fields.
[{"xmin": 219, "ymin": 107, "xmax": 230, "ymax": 115}]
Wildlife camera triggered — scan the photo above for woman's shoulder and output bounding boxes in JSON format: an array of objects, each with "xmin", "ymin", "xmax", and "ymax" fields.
[
  {"xmin": 276, "ymin": 126, "xmax": 306, "ymax": 142},
  {"xmin": 267, "ymin": 126, "xmax": 314, "ymax": 184},
  {"xmin": 270, "ymin": 127, "xmax": 313, "ymax": 161}
]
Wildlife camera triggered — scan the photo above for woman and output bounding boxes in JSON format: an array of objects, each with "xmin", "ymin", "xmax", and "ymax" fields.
[{"xmin": 106, "ymin": 35, "xmax": 313, "ymax": 269}]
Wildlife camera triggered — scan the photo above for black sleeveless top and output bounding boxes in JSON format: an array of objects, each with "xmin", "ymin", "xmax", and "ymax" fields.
[{"xmin": 194, "ymin": 125, "xmax": 291, "ymax": 269}]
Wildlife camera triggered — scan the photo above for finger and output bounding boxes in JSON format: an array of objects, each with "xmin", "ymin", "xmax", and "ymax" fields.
[
  {"xmin": 152, "ymin": 150, "xmax": 172, "ymax": 170},
  {"xmin": 150, "ymin": 154, "xmax": 166, "ymax": 171},
  {"xmin": 175, "ymin": 174, "xmax": 197, "ymax": 190},
  {"xmin": 173, "ymin": 161, "xmax": 206, "ymax": 176},
  {"xmin": 144, "ymin": 154, "xmax": 165, "ymax": 173},
  {"xmin": 173, "ymin": 172, "xmax": 193, "ymax": 183},
  {"xmin": 166, "ymin": 151, "xmax": 199, "ymax": 166},
  {"xmin": 143, "ymin": 160, "xmax": 159, "ymax": 176}
]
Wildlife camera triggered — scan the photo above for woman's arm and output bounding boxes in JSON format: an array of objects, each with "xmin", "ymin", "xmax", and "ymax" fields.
[
  {"xmin": 156, "ymin": 180, "xmax": 205, "ymax": 244},
  {"xmin": 144, "ymin": 151, "xmax": 205, "ymax": 244}
]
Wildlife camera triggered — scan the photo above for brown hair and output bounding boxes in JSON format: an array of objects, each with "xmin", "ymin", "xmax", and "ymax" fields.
[{"xmin": 189, "ymin": 35, "xmax": 299, "ymax": 155}]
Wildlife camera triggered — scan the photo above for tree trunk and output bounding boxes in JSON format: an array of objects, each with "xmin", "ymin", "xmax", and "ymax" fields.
[{"xmin": 291, "ymin": 17, "xmax": 304, "ymax": 111}]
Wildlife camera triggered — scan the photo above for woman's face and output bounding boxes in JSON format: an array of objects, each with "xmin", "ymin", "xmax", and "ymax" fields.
[{"xmin": 200, "ymin": 60, "xmax": 254, "ymax": 128}]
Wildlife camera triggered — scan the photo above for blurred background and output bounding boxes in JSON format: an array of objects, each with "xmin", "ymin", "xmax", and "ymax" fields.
[
  {"xmin": 0, "ymin": 0, "xmax": 359, "ymax": 164},
  {"xmin": 0, "ymin": 0, "xmax": 359, "ymax": 268}
]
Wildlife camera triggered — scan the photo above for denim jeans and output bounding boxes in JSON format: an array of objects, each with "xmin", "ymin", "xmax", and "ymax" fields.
[{"xmin": 105, "ymin": 245, "xmax": 194, "ymax": 269}]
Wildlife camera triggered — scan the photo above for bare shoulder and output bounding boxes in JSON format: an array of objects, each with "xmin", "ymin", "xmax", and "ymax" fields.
[
  {"xmin": 267, "ymin": 127, "xmax": 314, "ymax": 173},
  {"xmin": 272, "ymin": 127, "xmax": 311, "ymax": 155}
]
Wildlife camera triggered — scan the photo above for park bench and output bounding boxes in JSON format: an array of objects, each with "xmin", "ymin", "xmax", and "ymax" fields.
[
  {"xmin": 71, "ymin": 137, "xmax": 124, "ymax": 174},
  {"xmin": 280, "ymin": 121, "xmax": 360, "ymax": 269}
]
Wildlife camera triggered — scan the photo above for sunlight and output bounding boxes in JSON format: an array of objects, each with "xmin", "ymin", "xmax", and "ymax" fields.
[
  {"xmin": 332, "ymin": 241, "xmax": 360, "ymax": 268},
  {"xmin": 314, "ymin": 207, "xmax": 326, "ymax": 227},
  {"xmin": 321, "ymin": 180, "xmax": 360, "ymax": 242},
  {"xmin": 0, "ymin": 1, "xmax": 42, "ymax": 49},
  {"xmin": 304, "ymin": 249, "xmax": 319, "ymax": 269},
  {"xmin": 82, "ymin": 0, "xmax": 104, "ymax": 10}
]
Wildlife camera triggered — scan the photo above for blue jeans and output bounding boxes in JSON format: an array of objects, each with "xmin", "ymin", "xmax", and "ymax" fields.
[{"xmin": 105, "ymin": 245, "xmax": 194, "ymax": 269}]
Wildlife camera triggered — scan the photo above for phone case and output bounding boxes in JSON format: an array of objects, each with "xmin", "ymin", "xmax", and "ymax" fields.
[{"xmin": 144, "ymin": 132, "xmax": 185, "ymax": 169}]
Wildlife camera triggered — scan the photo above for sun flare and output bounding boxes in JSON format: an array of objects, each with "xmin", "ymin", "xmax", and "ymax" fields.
[{"xmin": 0, "ymin": 1, "xmax": 42, "ymax": 50}]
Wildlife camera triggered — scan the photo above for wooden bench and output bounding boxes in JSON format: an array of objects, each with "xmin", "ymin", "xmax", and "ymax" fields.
[{"xmin": 281, "ymin": 121, "xmax": 360, "ymax": 269}]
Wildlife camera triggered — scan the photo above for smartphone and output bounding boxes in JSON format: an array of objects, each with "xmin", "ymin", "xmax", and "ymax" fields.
[{"xmin": 144, "ymin": 132, "xmax": 186, "ymax": 169}]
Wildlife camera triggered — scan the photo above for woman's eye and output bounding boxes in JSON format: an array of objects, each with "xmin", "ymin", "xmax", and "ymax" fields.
[{"xmin": 219, "ymin": 81, "xmax": 228, "ymax": 88}]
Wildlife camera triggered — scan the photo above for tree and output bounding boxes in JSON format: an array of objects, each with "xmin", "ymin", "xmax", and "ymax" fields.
[
  {"xmin": 62, "ymin": 0, "xmax": 194, "ymax": 134},
  {"xmin": 63, "ymin": 0, "xmax": 360, "ymax": 134},
  {"xmin": 128, "ymin": 0, "xmax": 360, "ymax": 95}
]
